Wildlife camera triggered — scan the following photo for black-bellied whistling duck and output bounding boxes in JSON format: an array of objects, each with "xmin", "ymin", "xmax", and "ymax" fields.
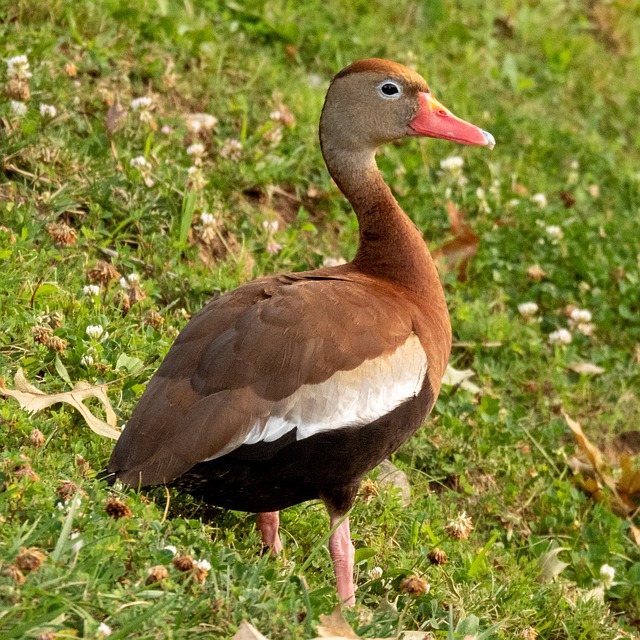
[{"xmin": 106, "ymin": 59, "xmax": 494, "ymax": 606}]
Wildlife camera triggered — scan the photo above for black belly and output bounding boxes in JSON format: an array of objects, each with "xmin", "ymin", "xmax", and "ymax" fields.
[{"xmin": 173, "ymin": 376, "xmax": 435, "ymax": 515}]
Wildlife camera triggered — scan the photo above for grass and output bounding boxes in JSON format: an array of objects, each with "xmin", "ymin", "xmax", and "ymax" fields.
[{"xmin": 1, "ymin": 0, "xmax": 640, "ymax": 638}]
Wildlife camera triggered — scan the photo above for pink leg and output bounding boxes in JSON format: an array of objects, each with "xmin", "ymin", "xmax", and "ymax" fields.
[
  {"xmin": 257, "ymin": 511, "xmax": 283, "ymax": 556},
  {"xmin": 329, "ymin": 515, "xmax": 355, "ymax": 606}
]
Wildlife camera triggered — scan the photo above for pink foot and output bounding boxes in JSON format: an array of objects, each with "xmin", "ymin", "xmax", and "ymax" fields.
[
  {"xmin": 329, "ymin": 515, "xmax": 355, "ymax": 606},
  {"xmin": 257, "ymin": 511, "xmax": 283, "ymax": 556}
]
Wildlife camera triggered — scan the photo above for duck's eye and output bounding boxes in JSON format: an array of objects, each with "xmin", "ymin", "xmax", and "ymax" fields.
[{"xmin": 379, "ymin": 82, "xmax": 401, "ymax": 98}]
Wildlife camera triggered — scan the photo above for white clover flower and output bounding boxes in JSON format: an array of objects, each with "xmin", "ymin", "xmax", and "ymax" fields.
[
  {"xmin": 80, "ymin": 354, "xmax": 94, "ymax": 367},
  {"xmin": 70, "ymin": 532, "xmax": 84, "ymax": 553},
  {"xmin": 518, "ymin": 302, "xmax": 539, "ymax": 318},
  {"xmin": 86, "ymin": 324, "xmax": 104, "ymax": 340},
  {"xmin": 200, "ymin": 212, "xmax": 217, "ymax": 227},
  {"xmin": 39, "ymin": 104, "xmax": 57, "ymax": 118},
  {"xmin": 160, "ymin": 124, "xmax": 174, "ymax": 135},
  {"xmin": 599, "ymin": 564, "xmax": 615, "ymax": 589},
  {"xmin": 186, "ymin": 143, "xmax": 205, "ymax": 157},
  {"xmin": 440, "ymin": 156, "xmax": 464, "ymax": 172},
  {"xmin": 83, "ymin": 284, "xmax": 100, "ymax": 296},
  {"xmin": 368, "ymin": 566, "xmax": 383, "ymax": 580},
  {"xmin": 163, "ymin": 545, "xmax": 177, "ymax": 556},
  {"xmin": 10, "ymin": 100, "xmax": 27, "ymax": 116},
  {"xmin": 6, "ymin": 54, "xmax": 31, "ymax": 80},
  {"xmin": 507, "ymin": 199, "xmax": 520, "ymax": 207},
  {"xmin": 266, "ymin": 241, "xmax": 282, "ymax": 255},
  {"xmin": 445, "ymin": 510, "xmax": 474, "ymax": 540},
  {"xmin": 130, "ymin": 156, "xmax": 151, "ymax": 170},
  {"xmin": 549, "ymin": 328, "xmax": 572, "ymax": 345},
  {"xmin": 130, "ymin": 96, "xmax": 153, "ymax": 111},
  {"xmin": 568, "ymin": 309, "xmax": 595, "ymax": 337},
  {"xmin": 127, "ymin": 273, "xmax": 140, "ymax": 284},
  {"xmin": 545, "ymin": 225, "xmax": 564, "ymax": 241},
  {"xmin": 119, "ymin": 277, "xmax": 128, "ymax": 289},
  {"xmin": 97, "ymin": 622, "xmax": 112, "ymax": 637},
  {"xmin": 185, "ymin": 112, "xmax": 218, "ymax": 134},
  {"xmin": 569, "ymin": 308, "xmax": 592, "ymax": 324},
  {"xmin": 269, "ymin": 110, "xmax": 282, "ymax": 121},
  {"xmin": 194, "ymin": 559, "xmax": 211, "ymax": 571},
  {"xmin": 264, "ymin": 125, "xmax": 283, "ymax": 147},
  {"xmin": 220, "ymin": 138, "xmax": 242, "ymax": 161},
  {"xmin": 577, "ymin": 323, "xmax": 595, "ymax": 336},
  {"xmin": 476, "ymin": 186, "xmax": 491, "ymax": 213},
  {"xmin": 588, "ymin": 184, "xmax": 600, "ymax": 198},
  {"xmin": 570, "ymin": 160, "xmax": 579, "ymax": 170},
  {"xmin": 532, "ymin": 193, "xmax": 548, "ymax": 208},
  {"xmin": 262, "ymin": 219, "xmax": 279, "ymax": 233},
  {"xmin": 187, "ymin": 165, "xmax": 206, "ymax": 190}
]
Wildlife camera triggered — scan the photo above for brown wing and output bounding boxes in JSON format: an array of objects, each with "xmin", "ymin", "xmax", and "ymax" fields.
[{"xmin": 108, "ymin": 272, "xmax": 421, "ymax": 486}]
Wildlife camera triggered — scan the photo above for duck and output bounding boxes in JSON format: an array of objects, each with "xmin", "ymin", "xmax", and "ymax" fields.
[{"xmin": 106, "ymin": 58, "xmax": 494, "ymax": 606}]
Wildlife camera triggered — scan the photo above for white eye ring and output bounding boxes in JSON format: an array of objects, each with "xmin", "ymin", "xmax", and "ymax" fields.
[{"xmin": 377, "ymin": 80, "xmax": 402, "ymax": 99}]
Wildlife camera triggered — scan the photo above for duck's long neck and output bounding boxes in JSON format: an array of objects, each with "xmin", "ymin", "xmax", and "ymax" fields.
[{"xmin": 325, "ymin": 147, "xmax": 443, "ymax": 301}]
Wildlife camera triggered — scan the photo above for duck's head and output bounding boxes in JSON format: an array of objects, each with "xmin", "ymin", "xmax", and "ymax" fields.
[{"xmin": 320, "ymin": 58, "xmax": 494, "ymax": 154}]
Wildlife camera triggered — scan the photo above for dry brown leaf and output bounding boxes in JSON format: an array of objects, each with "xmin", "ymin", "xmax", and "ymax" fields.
[
  {"xmin": 434, "ymin": 201, "xmax": 479, "ymax": 282},
  {"xmin": 567, "ymin": 456, "xmax": 595, "ymax": 478},
  {"xmin": 564, "ymin": 412, "xmax": 640, "ymax": 535},
  {"xmin": 563, "ymin": 412, "xmax": 606, "ymax": 480},
  {"xmin": 607, "ymin": 431, "xmax": 640, "ymax": 460},
  {"xmin": 567, "ymin": 362, "xmax": 605, "ymax": 376},
  {"xmin": 315, "ymin": 607, "xmax": 360, "ymax": 639},
  {"xmin": 232, "ymin": 621, "xmax": 269, "ymax": 640},
  {"xmin": 618, "ymin": 455, "xmax": 640, "ymax": 510},
  {"xmin": 105, "ymin": 103, "xmax": 128, "ymax": 135},
  {"xmin": 0, "ymin": 368, "xmax": 120, "ymax": 439}
]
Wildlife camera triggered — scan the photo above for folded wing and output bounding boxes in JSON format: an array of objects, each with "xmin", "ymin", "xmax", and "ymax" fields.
[{"xmin": 109, "ymin": 273, "xmax": 430, "ymax": 486}]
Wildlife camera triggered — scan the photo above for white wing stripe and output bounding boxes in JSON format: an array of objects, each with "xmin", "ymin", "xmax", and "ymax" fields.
[{"xmin": 242, "ymin": 333, "xmax": 427, "ymax": 445}]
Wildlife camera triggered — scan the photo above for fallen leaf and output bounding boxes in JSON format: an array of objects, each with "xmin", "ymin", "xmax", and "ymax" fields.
[
  {"xmin": 567, "ymin": 362, "xmax": 605, "ymax": 375},
  {"xmin": 607, "ymin": 431, "xmax": 640, "ymax": 459},
  {"xmin": 434, "ymin": 201, "xmax": 479, "ymax": 282},
  {"xmin": 566, "ymin": 455, "xmax": 596, "ymax": 478},
  {"xmin": 538, "ymin": 545, "xmax": 570, "ymax": 581},
  {"xmin": 0, "ymin": 368, "xmax": 120, "ymax": 440},
  {"xmin": 442, "ymin": 365, "xmax": 481, "ymax": 394},
  {"xmin": 313, "ymin": 606, "xmax": 429, "ymax": 640},
  {"xmin": 377, "ymin": 459, "xmax": 411, "ymax": 506},
  {"xmin": 563, "ymin": 412, "xmax": 607, "ymax": 481},
  {"xmin": 618, "ymin": 455, "xmax": 640, "ymax": 510},
  {"xmin": 564, "ymin": 412, "xmax": 640, "ymax": 532},
  {"xmin": 105, "ymin": 103, "xmax": 128, "ymax": 135},
  {"xmin": 232, "ymin": 621, "xmax": 269, "ymax": 640},
  {"xmin": 526, "ymin": 264, "xmax": 547, "ymax": 281},
  {"xmin": 315, "ymin": 607, "xmax": 359, "ymax": 639}
]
